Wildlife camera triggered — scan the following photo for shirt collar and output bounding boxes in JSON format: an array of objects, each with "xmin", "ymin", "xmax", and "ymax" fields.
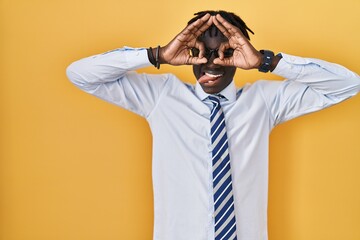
[{"xmin": 195, "ymin": 80, "xmax": 236, "ymax": 103}]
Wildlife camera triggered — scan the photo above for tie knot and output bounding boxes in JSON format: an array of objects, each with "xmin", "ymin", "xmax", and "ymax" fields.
[{"xmin": 208, "ymin": 95, "xmax": 222, "ymax": 107}]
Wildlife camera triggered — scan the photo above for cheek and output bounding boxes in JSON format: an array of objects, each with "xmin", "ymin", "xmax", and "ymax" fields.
[
  {"xmin": 193, "ymin": 66, "xmax": 201, "ymax": 78},
  {"xmin": 225, "ymin": 67, "xmax": 236, "ymax": 77}
]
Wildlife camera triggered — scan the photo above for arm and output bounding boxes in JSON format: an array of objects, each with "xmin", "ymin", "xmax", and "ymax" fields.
[
  {"xmin": 66, "ymin": 47, "xmax": 168, "ymax": 117},
  {"xmin": 211, "ymin": 14, "xmax": 359, "ymax": 125},
  {"xmin": 67, "ymin": 14, "xmax": 214, "ymax": 117},
  {"xmin": 260, "ymin": 54, "xmax": 360, "ymax": 125},
  {"xmin": 149, "ymin": 13, "xmax": 212, "ymax": 66}
]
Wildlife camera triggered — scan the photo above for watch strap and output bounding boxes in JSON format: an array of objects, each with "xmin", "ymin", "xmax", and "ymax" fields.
[{"xmin": 258, "ymin": 50, "xmax": 275, "ymax": 73}]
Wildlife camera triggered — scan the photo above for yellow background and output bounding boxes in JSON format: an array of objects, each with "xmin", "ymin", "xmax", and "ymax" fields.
[{"xmin": 1, "ymin": 0, "xmax": 360, "ymax": 239}]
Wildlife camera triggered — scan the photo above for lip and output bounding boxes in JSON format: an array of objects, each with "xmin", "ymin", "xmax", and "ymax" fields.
[
  {"xmin": 203, "ymin": 78, "xmax": 221, "ymax": 87},
  {"xmin": 204, "ymin": 72, "xmax": 223, "ymax": 78},
  {"xmin": 198, "ymin": 71, "xmax": 224, "ymax": 86},
  {"xmin": 203, "ymin": 69, "xmax": 224, "ymax": 76}
]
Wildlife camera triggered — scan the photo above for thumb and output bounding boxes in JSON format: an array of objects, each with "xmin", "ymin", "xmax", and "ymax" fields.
[
  {"xmin": 213, "ymin": 57, "xmax": 233, "ymax": 66},
  {"xmin": 187, "ymin": 56, "xmax": 208, "ymax": 65}
]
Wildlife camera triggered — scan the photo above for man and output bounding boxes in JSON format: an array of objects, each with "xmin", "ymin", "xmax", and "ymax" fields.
[{"xmin": 67, "ymin": 10, "xmax": 360, "ymax": 240}]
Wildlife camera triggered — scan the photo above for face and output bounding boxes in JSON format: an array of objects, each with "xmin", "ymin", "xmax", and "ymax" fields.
[{"xmin": 193, "ymin": 28, "xmax": 236, "ymax": 94}]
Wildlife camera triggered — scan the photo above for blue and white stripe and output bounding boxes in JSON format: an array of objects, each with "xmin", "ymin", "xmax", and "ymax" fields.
[{"xmin": 208, "ymin": 95, "xmax": 237, "ymax": 240}]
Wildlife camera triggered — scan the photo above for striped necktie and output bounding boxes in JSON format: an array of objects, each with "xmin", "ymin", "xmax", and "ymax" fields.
[{"xmin": 208, "ymin": 95, "xmax": 237, "ymax": 240}]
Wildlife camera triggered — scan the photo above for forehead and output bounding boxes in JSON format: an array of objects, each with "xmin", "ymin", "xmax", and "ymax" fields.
[{"xmin": 198, "ymin": 27, "xmax": 228, "ymax": 48}]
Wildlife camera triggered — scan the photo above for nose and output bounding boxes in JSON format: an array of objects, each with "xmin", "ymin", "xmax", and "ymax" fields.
[
  {"xmin": 205, "ymin": 49, "xmax": 218, "ymax": 59},
  {"xmin": 206, "ymin": 50, "xmax": 219, "ymax": 67}
]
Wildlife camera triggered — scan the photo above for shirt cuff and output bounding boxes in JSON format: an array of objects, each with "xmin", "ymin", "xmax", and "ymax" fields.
[
  {"xmin": 272, "ymin": 53, "xmax": 310, "ymax": 80},
  {"xmin": 123, "ymin": 47, "xmax": 153, "ymax": 69}
]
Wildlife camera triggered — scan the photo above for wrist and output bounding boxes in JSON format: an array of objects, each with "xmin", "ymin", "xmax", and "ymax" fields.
[
  {"xmin": 258, "ymin": 50, "xmax": 274, "ymax": 73},
  {"xmin": 253, "ymin": 51, "xmax": 263, "ymax": 69},
  {"xmin": 257, "ymin": 50, "xmax": 282, "ymax": 72},
  {"xmin": 158, "ymin": 46, "xmax": 167, "ymax": 64},
  {"xmin": 147, "ymin": 46, "xmax": 165, "ymax": 69},
  {"xmin": 147, "ymin": 48, "xmax": 156, "ymax": 66},
  {"xmin": 270, "ymin": 54, "xmax": 282, "ymax": 71}
]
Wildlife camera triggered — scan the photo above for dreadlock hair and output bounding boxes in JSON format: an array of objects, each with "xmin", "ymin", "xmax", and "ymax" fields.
[{"xmin": 187, "ymin": 10, "xmax": 254, "ymax": 40}]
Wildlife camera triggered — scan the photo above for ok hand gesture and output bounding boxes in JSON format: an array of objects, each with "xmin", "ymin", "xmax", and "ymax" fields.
[
  {"xmin": 159, "ymin": 13, "xmax": 212, "ymax": 65},
  {"xmin": 212, "ymin": 14, "xmax": 262, "ymax": 70}
]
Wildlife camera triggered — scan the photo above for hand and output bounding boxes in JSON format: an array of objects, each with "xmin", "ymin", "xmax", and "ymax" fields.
[
  {"xmin": 212, "ymin": 14, "xmax": 262, "ymax": 70},
  {"xmin": 159, "ymin": 13, "xmax": 213, "ymax": 65}
]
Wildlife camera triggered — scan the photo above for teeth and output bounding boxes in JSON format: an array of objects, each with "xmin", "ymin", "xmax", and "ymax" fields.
[{"xmin": 205, "ymin": 72, "xmax": 223, "ymax": 78}]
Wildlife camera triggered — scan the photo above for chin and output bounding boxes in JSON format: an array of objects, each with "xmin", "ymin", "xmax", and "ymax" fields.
[{"xmin": 201, "ymin": 85, "xmax": 221, "ymax": 94}]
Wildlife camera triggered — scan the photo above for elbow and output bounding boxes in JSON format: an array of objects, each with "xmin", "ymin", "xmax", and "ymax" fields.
[
  {"xmin": 66, "ymin": 63, "xmax": 76, "ymax": 83},
  {"xmin": 356, "ymin": 75, "xmax": 360, "ymax": 92},
  {"xmin": 350, "ymin": 72, "xmax": 360, "ymax": 95},
  {"xmin": 66, "ymin": 61, "xmax": 85, "ymax": 88}
]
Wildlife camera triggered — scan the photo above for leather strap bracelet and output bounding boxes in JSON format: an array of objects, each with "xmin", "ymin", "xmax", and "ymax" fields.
[
  {"xmin": 155, "ymin": 45, "xmax": 160, "ymax": 69},
  {"xmin": 147, "ymin": 46, "xmax": 161, "ymax": 69},
  {"xmin": 147, "ymin": 47, "xmax": 156, "ymax": 66}
]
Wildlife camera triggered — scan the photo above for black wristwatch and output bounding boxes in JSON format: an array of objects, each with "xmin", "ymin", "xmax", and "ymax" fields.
[{"xmin": 258, "ymin": 50, "xmax": 275, "ymax": 73}]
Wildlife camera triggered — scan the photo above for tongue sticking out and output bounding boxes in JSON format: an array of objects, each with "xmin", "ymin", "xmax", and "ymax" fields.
[{"xmin": 198, "ymin": 74, "xmax": 222, "ymax": 84}]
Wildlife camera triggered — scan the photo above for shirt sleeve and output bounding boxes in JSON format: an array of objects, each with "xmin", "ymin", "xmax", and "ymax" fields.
[
  {"xmin": 66, "ymin": 47, "xmax": 169, "ymax": 118},
  {"xmin": 257, "ymin": 53, "xmax": 360, "ymax": 126}
]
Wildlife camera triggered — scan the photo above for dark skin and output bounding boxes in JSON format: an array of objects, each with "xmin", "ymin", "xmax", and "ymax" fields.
[
  {"xmin": 153, "ymin": 14, "xmax": 281, "ymax": 94},
  {"xmin": 192, "ymin": 30, "xmax": 237, "ymax": 94}
]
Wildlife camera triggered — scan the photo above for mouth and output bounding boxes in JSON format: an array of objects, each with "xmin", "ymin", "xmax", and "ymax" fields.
[
  {"xmin": 198, "ymin": 70, "xmax": 224, "ymax": 85},
  {"xmin": 205, "ymin": 72, "xmax": 223, "ymax": 78}
]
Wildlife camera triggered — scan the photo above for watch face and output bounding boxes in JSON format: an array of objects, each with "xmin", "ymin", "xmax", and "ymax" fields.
[{"xmin": 258, "ymin": 50, "xmax": 274, "ymax": 73}]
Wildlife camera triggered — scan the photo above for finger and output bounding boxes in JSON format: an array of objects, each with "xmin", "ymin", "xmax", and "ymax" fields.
[
  {"xmin": 215, "ymin": 14, "xmax": 246, "ymax": 40},
  {"xmin": 194, "ymin": 41, "xmax": 205, "ymax": 59},
  {"xmin": 212, "ymin": 15, "xmax": 231, "ymax": 39},
  {"xmin": 183, "ymin": 13, "xmax": 211, "ymax": 37},
  {"xmin": 213, "ymin": 57, "xmax": 234, "ymax": 66},
  {"xmin": 187, "ymin": 56, "xmax": 208, "ymax": 65},
  {"xmin": 195, "ymin": 15, "xmax": 213, "ymax": 37},
  {"xmin": 217, "ymin": 42, "xmax": 231, "ymax": 60}
]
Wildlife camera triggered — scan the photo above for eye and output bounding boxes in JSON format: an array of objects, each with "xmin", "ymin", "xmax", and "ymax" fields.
[
  {"xmin": 223, "ymin": 48, "xmax": 234, "ymax": 58},
  {"xmin": 204, "ymin": 48, "xmax": 211, "ymax": 56},
  {"xmin": 191, "ymin": 48, "xmax": 200, "ymax": 57}
]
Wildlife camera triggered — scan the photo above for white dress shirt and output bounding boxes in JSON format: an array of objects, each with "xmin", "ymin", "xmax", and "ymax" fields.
[{"xmin": 66, "ymin": 47, "xmax": 360, "ymax": 240}]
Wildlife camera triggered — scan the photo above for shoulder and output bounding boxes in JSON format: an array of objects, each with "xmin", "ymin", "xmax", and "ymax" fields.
[
  {"xmin": 242, "ymin": 80, "xmax": 283, "ymax": 94},
  {"xmin": 129, "ymin": 72, "xmax": 195, "ymax": 94}
]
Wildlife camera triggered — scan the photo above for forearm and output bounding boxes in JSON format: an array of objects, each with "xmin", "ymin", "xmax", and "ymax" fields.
[
  {"xmin": 67, "ymin": 47, "xmax": 151, "ymax": 88},
  {"xmin": 269, "ymin": 54, "xmax": 282, "ymax": 72},
  {"xmin": 66, "ymin": 47, "xmax": 169, "ymax": 117},
  {"xmin": 273, "ymin": 53, "xmax": 360, "ymax": 99},
  {"xmin": 252, "ymin": 51, "xmax": 282, "ymax": 72},
  {"xmin": 147, "ymin": 47, "xmax": 168, "ymax": 65}
]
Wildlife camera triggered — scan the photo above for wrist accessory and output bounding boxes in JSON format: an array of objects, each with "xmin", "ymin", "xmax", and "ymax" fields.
[
  {"xmin": 147, "ymin": 47, "xmax": 156, "ymax": 65},
  {"xmin": 258, "ymin": 50, "xmax": 274, "ymax": 73},
  {"xmin": 155, "ymin": 45, "xmax": 160, "ymax": 69},
  {"xmin": 147, "ymin": 46, "xmax": 161, "ymax": 69}
]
